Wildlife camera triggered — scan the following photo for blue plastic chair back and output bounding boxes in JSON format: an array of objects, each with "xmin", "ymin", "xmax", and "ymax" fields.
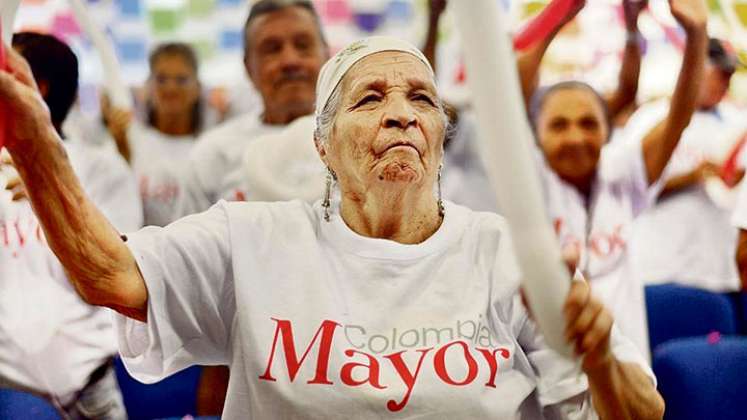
[
  {"xmin": 0, "ymin": 388, "xmax": 61, "ymax": 420},
  {"xmin": 114, "ymin": 357, "xmax": 202, "ymax": 420},
  {"xmin": 653, "ymin": 336, "xmax": 747, "ymax": 420},
  {"xmin": 645, "ymin": 284, "xmax": 737, "ymax": 352}
]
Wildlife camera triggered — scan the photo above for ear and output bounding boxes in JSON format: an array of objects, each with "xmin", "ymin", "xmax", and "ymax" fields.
[
  {"xmin": 314, "ymin": 133, "xmax": 329, "ymax": 167},
  {"xmin": 244, "ymin": 54, "xmax": 258, "ymax": 87}
]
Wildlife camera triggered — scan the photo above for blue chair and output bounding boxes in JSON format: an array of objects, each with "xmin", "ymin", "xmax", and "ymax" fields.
[
  {"xmin": 653, "ymin": 336, "xmax": 747, "ymax": 420},
  {"xmin": 730, "ymin": 292, "xmax": 747, "ymax": 335},
  {"xmin": 0, "ymin": 388, "xmax": 61, "ymax": 420},
  {"xmin": 645, "ymin": 284, "xmax": 737, "ymax": 353},
  {"xmin": 114, "ymin": 357, "xmax": 202, "ymax": 420}
]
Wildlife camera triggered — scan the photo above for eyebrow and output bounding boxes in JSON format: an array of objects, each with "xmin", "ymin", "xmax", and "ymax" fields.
[
  {"xmin": 407, "ymin": 78, "xmax": 436, "ymax": 93},
  {"xmin": 349, "ymin": 77, "xmax": 436, "ymax": 97}
]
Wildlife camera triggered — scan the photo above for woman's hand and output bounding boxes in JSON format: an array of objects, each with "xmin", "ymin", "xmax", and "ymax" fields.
[
  {"xmin": 669, "ymin": 0, "xmax": 708, "ymax": 33},
  {"xmin": 564, "ymin": 279, "xmax": 665, "ymax": 419},
  {"xmin": 563, "ymin": 279, "xmax": 614, "ymax": 372},
  {"xmin": 0, "ymin": 43, "xmax": 56, "ymax": 150},
  {"xmin": 559, "ymin": 0, "xmax": 587, "ymax": 27}
]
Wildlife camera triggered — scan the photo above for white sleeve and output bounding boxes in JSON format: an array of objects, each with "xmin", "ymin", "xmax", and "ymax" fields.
[{"xmin": 115, "ymin": 202, "xmax": 235, "ymax": 383}]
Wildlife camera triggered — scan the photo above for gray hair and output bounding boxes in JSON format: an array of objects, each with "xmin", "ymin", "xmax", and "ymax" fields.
[
  {"xmin": 243, "ymin": 0, "xmax": 328, "ymax": 62},
  {"xmin": 314, "ymin": 82, "xmax": 456, "ymax": 148}
]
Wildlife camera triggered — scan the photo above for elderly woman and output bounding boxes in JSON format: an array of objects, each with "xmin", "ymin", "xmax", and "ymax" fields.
[{"xmin": 0, "ymin": 36, "xmax": 663, "ymax": 418}]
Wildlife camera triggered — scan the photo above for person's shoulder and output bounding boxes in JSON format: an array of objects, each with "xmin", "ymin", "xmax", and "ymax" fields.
[
  {"xmin": 447, "ymin": 201, "xmax": 512, "ymax": 247},
  {"xmin": 195, "ymin": 113, "xmax": 261, "ymax": 146},
  {"xmin": 220, "ymin": 199, "xmax": 317, "ymax": 229},
  {"xmin": 452, "ymin": 201, "xmax": 509, "ymax": 228}
]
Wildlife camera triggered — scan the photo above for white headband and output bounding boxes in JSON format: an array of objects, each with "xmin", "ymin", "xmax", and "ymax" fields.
[{"xmin": 314, "ymin": 36, "xmax": 434, "ymax": 121}]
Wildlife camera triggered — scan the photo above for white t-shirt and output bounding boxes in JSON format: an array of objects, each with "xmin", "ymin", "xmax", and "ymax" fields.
[
  {"xmin": 173, "ymin": 113, "xmax": 283, "ymax": 219},
  {"xmin": 628, "ymin": 100, "xmax": 746, "ymax": 292},
  {"xmin": 537, "ymin": 138, "xmax": 658, "ymax": 361},
  {"xmin": 116, "ymin": 200, "xmax": 652, "ymax": 419},
  {"xmin": 127, "ymin": 122, "xmax": 196, "ymax": 227},
  {"xmin": 0, "ymin": 141, "xmax": 142, "ymax": 401}
]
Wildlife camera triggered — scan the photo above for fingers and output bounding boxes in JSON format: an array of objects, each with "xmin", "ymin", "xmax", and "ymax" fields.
[
  {"xmin": 0, "ymin": 70, "xmax": 23, "ymax": 103},
  {"xmin": 563, "ymin": 281, "xmax": 615, "ymax": 369},
  {"xmin": 578, "ymin": 309, "xmax": 613, "ymax": 354},
  {"xmin": 4, "ymin": 174, "xmax": 27, "ymax": 201},
  {"xmin": 563, "ymin": 279, "xmax": 590, "ymax": 330},
  {"xmin": 4, "ymin": 44, "xmax": 37, "ymax": 90},
  {"xmin": 566, "ymin": 299, "xmax": 605, "ymax": 354},
  {"xmin": 562, "ymin": 245, "xmax": 580, "ymax": 274}
]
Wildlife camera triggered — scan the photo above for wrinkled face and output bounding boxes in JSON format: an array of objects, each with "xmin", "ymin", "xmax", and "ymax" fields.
[
  {"xmin": 245, "ymin": 6, "xmax": 327, "ymax": 122},
  {"xmin": 537, "ymin": 88, "xmax": 608, "ymax": 185},
  {"xmin": 149, "ymin": 54, "xmax": 200, "ymax": 117},
  {"xmin": 698, "ymin": 62, "xmax": 732, "ymax": 109},
  {"xmin": 320, "ymin": 52, "xmax": 445, "ymax": 195}
]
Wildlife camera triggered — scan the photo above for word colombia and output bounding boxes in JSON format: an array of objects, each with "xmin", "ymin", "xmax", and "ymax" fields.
[{"xmin": 258, "ymin": 318, "xmax": 514, "ymax": 412}]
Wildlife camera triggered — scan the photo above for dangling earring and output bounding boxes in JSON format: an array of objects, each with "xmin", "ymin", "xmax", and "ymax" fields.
[
  {"xmin": 322, "ymin": 168, "xmax": 335, "ymax": 222},
  {"xmin": 437, "ymin": 164, "xmax": 445, "ymax": 218}
]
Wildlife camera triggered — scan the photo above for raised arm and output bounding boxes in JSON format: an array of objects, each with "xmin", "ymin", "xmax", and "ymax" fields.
[
  {"xmin": 641, "ymin": 0, "xmax": 708, "ymax": 185},
  {"xmin": 516, "ymin": 0, "xmax": 586, "ymax": 106},
  {"xmin": 737, "ymin": 229, "xmax": 747, "ymax": 291},
  {"xmin": 422, "ymin": 0, "xmax": 447, "ymax": 75},
  {"xmin": 100, "ymin": 93, "xmax": 134, "ymax": 164},
  {"xmin": 0, "ymin": 45, "xmax": 148, "ymax": 321},
  {"xmin": 605, "ymin": 0, "xmax": 646, "ymax": 120}
]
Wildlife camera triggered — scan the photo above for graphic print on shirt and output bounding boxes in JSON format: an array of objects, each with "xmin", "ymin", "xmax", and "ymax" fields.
[
  {"xmin": 257, "ymin": 316, "xmax": 513, "ymax": 412},
  {"xmin": 139, "ymin": 175, "xmax": 180, "ymax": 204},
  {"xmin": 0, "ymin": 210, "xmax": 46, "ymax": 258},
  {"xmin": 553, "ymin": 217, "xmax": 627, "ymax": 278}
]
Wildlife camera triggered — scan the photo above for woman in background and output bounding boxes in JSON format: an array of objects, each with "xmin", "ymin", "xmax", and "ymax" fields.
[{"xmin": 103, "ymin": 42, "xmax": 203, "ymax": 226}]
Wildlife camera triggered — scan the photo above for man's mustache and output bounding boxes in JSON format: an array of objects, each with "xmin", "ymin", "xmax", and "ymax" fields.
[{"xmin": 275, "ymin": 70, "xmax": 312, "ymax": 87}]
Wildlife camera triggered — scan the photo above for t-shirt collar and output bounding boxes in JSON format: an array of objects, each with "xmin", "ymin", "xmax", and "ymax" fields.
[{"xmin": 319, "ymin": 199, "xmax": 465, "ymax": 260}]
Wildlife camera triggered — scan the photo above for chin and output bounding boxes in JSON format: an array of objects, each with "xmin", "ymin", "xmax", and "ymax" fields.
[
  {"xmin": 561, "ymin": 166, "xmax": 595, "ymax": 183},
  {"xmin": 377, "ymin": 161, "xmax": 421, "ymax": 184}
]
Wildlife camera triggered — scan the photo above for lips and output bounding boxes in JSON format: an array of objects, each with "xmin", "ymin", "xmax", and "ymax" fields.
[
  {"xmin": 275, "ymin": 73, "xmax": 311, "ymax": 88},
  {"xmin": 383, "ymin": 141, "xmax": 419, "ymax": 154}
]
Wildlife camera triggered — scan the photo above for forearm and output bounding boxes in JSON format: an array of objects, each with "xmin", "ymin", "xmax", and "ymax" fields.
[
  {"xmin": 643, "ymin": 25, "xmax": 707, "ymax": 183},
  {"xmin": 113, "ymin": 131, "xmax": 132, "ymax": 164},
  {"xmin": 517, "ymin": 34, "xmax": 554, "ymax": 106},
  {"xmin": 423, "ymin": 14, "xmax": 442, "ymax": 74},
  {"xmin": 607, "ymin": 31, "xmax": 642, "ymax": 119},
  {"xmin": 6, "ymin": 127, "xmax": 146, "ymax": 319},
  {"xmin": 587, "ymin": 360, "xmax": 664, "ymax": 420},
  {"xmin": 736, "ymin": 229, "xmax": 747, "ymax": 291},
  {"xmin": 667, "ymin": 27, "xmax": 707, "ymax": 135},
  {"xmin": 658, "ymin": 169, "xmax": 699, "ymax": 200}
]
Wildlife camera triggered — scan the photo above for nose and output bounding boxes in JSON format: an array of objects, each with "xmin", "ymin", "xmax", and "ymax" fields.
[
  {"xmin": 564, "ymin": 124, "xmax": 586, "ymax": 145},
  {"xmin": 278, "ymin": 44, "xmax": 304, "ymax": 71},
  {"xmin": 382, "ymin": 95, "xmax": 418, "ymax": 130}
]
